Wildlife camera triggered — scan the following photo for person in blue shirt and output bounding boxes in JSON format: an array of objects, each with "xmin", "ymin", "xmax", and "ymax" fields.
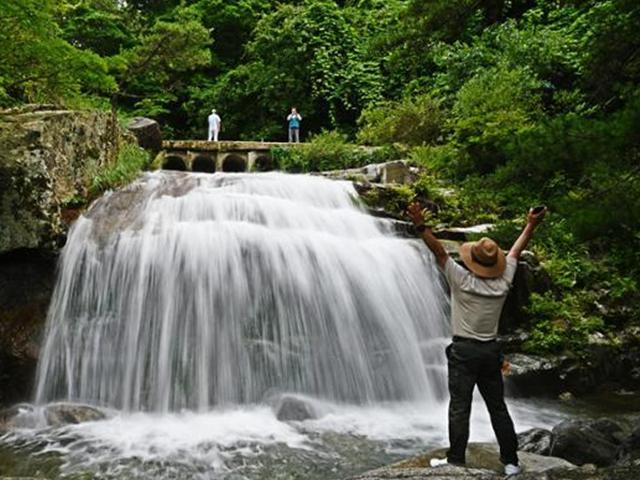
[{"xmin": 287, "ymin": 107, "xmax": 302, "ymax": 143}]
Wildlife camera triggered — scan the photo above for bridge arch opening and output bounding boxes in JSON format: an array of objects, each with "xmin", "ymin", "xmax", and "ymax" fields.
[
  {"xmin": 222, "ymin": 154, "xmax": 247, "ymax": 173},
  {"xmin": 192, "ymin": 155, "xmax": 216, "ymax": 173},
  {"xmin": 163, "ymin": 155, "xmax": 187, "ymax": 171},
  {"xmin": 254, "ymin": 155, "xmax": 274, "ymax": 172}
]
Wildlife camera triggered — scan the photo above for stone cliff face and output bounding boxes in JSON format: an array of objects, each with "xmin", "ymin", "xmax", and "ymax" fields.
[
  {"xmin": 0, "ymin": 105, "xmax": 129, "ymax": 406},
  {"xmin": 0, "ymin": 105, "xmax": 121, "ymax": 254}
]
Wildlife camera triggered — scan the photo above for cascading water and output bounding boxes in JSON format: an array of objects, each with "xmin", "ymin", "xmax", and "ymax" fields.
[
  {"xmin": 2, "ymin": 171, "xmax": 567, "ymax": 479},
  {"xmin": 35, "ymin": 171, "xmax": 450, "ymax": 413}
]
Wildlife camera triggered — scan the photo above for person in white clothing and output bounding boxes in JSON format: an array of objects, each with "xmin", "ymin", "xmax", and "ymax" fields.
[{"xmin": 208, "ymin": 109, "xmax": 222, "ymax": 141}]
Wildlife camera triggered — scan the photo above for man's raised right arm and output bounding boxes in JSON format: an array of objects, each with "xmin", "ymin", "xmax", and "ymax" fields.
[
  {"xmin": 407, "ymin": 202, "xmax": 449, "ymax": 269},
  {"xmin": 508, "ymin": 207, "xmax": 547, "ymax": 260}
]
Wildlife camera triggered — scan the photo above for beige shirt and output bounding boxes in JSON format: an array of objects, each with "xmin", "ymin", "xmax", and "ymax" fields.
[{"xmin": 443, "ymin": 257, "xmax": 518, "ymax": 341}]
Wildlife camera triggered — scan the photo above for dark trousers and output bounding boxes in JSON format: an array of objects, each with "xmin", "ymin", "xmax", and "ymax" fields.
[{"xmin": 445, "ymin": 338, "xmax": 519, "ymax": 466}]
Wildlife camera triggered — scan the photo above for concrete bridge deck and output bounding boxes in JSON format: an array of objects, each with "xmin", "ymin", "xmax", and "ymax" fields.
[{"xmin": 161, "ymin": 140, "xmax": 302, "ymax": 173}]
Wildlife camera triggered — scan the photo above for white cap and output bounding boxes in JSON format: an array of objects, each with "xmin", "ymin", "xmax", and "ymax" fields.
[{"xmin": 211, "ymin": 109, "xmax": 216, "ymax": 113}]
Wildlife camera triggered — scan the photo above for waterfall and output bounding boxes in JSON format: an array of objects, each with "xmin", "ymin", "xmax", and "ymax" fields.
[{"xmin": 35, "ymin": 171, "xmax": 449, "ymax": 412}]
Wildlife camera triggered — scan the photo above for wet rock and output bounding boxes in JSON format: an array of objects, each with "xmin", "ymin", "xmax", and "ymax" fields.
[
  {"xmin": 349, "ymin": 443, "xmax": 575, "ymax": 479},
  {"xmin": 324, "ymin": 160, "xmax": 410, "ymax": 185},
  {"xmin": 504, "ymin": 353, "xmax": 565, "ymax": 397},
  {"xmin": 128, "ymin": 117, "xmax": 162, "ymax": 152},
  {"xmin": 618, "ymin": 424, "xmax": 640, "ymax": 463},
  {"xmin": 434, "ymin": 225, "xmax": 494, "ymax": 242},
  {"xmin": 274, "ymin": 395, "xmax": 317, "ymax": 422},
  {"xmin": 550, "ymin": 419, "xmax": 620, "ymax": 466},
  {"xmin": 0, "ymin": 403, "xmax": 35, "ymax": 431},
  {"xmin": 44, "ymin": 403, "xmax": 106, "ymax": 426},
  {"xmin": 504, "ymin": 337, "xmax": 640, "ymax": 397},
  {"xmin": 518, "ymin": 428, "xmax": 553, "ymax": 455}
]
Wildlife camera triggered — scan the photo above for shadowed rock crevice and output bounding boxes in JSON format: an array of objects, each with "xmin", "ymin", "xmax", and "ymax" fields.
[{"xmin": 0, "ymin": 248, "xmax": 57, "ymax": 407}]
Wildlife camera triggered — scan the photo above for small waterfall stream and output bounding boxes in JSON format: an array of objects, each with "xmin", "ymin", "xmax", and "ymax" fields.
[{"xmin": 35, "ymin": 171, "xmax": 449, "ymax": 412}]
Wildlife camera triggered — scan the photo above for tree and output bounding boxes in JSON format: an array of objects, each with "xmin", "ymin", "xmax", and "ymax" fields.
[
  {"xmin": 0, "ymin": 0, "xmax": 116, "ymax": 106},
  {"xmin": 193, "ymin": 0, "xmax": 386, "ymax": 140},
  {"xmin": 109, "ymin": 5, "xmax": 211, "ymax": 128}
]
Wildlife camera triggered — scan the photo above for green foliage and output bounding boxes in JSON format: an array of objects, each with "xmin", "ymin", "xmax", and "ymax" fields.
[
  {"xmin": 91, "ymin": 143, "xmax": 150, "ymax": 195},
  {"xmin": 194, "ymin": 0, "xmax": 387, "ymax": 140},
  {"xmin": 525, "ymin": 292, "xmax": 605, "ymax": 354},
  {"xmin": 272, "ymin": 131, "xmax": 402, "ymax": 173},
  {"xmin": 357, "ymin": 94, "xmax": 445, "ymax": 146},
  {"xmin": 112, "ymin": 4, "xmax": 211, "ymax": 123},
  {"xmin": 451, "ymin": 65, "xmax": 544, "ymax": 174},
  {"xmin": 358, "ymin": 184, "xmax": 416, "ymax": 219},
  {"xmin": 2, "ymin": 0, "xmax": 639, "ymax": 360},
  {"xmin": 0, "ymin": 0, "xmax": 116, "ymax": 106}
]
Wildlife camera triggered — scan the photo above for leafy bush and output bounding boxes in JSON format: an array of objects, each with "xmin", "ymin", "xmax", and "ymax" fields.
[
  {"xmin": 525, "ymin": 292, "xmax": 605, "ymax": 354},
  {"xmin": 91, "ymin": 143, "xmax": 150, "ymax": 195},
  {"xmin": 272, "ymin": 130, "xmax": 404, "ymax": 173},
  {"xmin": 451, "ymin": 65, "xmax": 544, "ymax": 174},
  {"xmin": 358, "ymin": 184, "xmax": 416, "ymax": 218},
  {"xmin": 357, "ymin": 94, "xmax": 446, "ymax": 146}
]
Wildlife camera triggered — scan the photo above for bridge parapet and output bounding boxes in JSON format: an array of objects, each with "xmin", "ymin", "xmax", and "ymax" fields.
[{"xmin": 160, "ymin": 140, "xmax": 300, "ymax": 173}]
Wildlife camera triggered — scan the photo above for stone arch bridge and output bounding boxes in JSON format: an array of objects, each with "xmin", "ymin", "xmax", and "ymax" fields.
[{"xmin": 160, "ymin": 140, "xmax": 298, "ymax": 173}]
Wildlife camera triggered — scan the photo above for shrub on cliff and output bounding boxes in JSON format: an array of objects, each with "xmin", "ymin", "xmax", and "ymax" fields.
[{"xmin": 91, "ymin": 144, "xmax": 150, "ymax": 195}]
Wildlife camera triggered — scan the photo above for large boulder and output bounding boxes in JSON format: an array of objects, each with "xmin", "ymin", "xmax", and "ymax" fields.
[
  {"xmin": 273, "ymin": 394, "xmax": 318, "ymax": 422},
  {"xmin": 274, "ymin": 395, "xmax": 317, "ymax": 422},
  {"xmin": 1, "ymin": 403, "xmax": 107, "ymax": 431},
  {"xmin": 550, "ymin": 419, "xmax": 622, "ymax": 467},
  {"xmin": 127, "ymin": 117, "xmax": 162, "ymax": 152},
  {"xmin": 349, "ymin": 443, "xmax": 576, "ymax": 480},
  {"xmin": 504, "ymin": 353, "xmax": 565, "ymax": 397},
  {"xmin": 0, "ymin": 105, "xmax": 125, "ymax": 254},
  {"xmin": 44, "ymin": 403, "xmax": 107, "ymax": 426}
]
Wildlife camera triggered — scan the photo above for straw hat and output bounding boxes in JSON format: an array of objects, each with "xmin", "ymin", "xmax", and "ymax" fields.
[{"xmin": 459, "ymin": 237, "xmax": 506, "ymax": 278}]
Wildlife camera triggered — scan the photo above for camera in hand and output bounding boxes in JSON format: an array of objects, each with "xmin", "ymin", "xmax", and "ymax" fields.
[{"xmin": 531, "ymin": 205, "xmax": 546, "ymax": 214}]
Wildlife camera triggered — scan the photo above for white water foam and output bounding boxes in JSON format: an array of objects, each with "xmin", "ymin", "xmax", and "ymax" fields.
[
  {"xmin": 1, "ymin": 399, "xmax": 568, "ymax": 479},
  {"xmin": 35, "ymin": 171, "xmax": 449, "ymax": 412}
]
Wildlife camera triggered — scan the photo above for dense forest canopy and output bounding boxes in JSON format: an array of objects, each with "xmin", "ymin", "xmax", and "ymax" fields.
[{"xmin": 2, "ymin": 0, "xmax": 639, "ymax": 351}]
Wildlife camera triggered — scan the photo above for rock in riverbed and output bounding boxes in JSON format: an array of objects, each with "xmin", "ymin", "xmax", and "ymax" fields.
[
  {"xmin": 348, "ymin": 443, "xmax": 575, "ymax": 479},
  {"xmin": 550, "ymin": 419, "xmax": 622, "ymax": 467},
  {"xmin": 44, "ymin": 403, "xmax": 107, "ymax": 426},
  {"xmin": 0, "ymin": 402, "xmax": 107, "ymax": 431},
  {"xmin": 272, "ymin": 394, "xmax": 318, "ymax": 421},
  {"xmin": 348, "ymin": 443, "xmax": 640, "ymax": 479}
]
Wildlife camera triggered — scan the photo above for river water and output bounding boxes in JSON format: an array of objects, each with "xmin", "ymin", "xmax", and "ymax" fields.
[{"xmin": 0, "ymin": 172, "xmax": 573, "ymax": 478}]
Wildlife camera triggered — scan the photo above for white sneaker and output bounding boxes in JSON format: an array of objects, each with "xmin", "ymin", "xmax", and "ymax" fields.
[
  {"xmin": 429, "ymin": 458, "xmax": 448, "ymax": 468},
  {"xmin": 504, "ymin": 463, "xmax": 521, "ymax": 476}
]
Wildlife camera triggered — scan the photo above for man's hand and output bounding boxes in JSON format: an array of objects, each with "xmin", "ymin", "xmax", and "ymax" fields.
[
  {"xmin": 407, "ymin": 202, "xmax": 425, "ymax": 225},
  {"xmin": 508, "ymin": 206, "xmax": 548, "ymax": 259},
  {"xmin": 527, "ymin": 207, "xmax": 547, "ymax": 228},
  {"xmin": 406, "ymin": 202, "xmax": 448, "ymax": 268}
]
